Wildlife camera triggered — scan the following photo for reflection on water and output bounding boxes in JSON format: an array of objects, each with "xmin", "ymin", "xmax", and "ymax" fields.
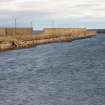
[{"xmin": 0, "ymin": 34, "xmax": 105, "ymax": 105}]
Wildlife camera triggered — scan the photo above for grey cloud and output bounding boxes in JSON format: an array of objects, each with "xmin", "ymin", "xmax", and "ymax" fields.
[
  {"xmin": 0, "ymin": 10, "xmax": 53, "ymax": 20},
  {"xmin": 74, "ymin": 2, "xmax": 105, "ymax": 12},
  {"xmin": 76, "ymin": 4, "xmax": 94, "ymax": 8},
  {"xmin": 0, "ymin": 0, "xmax": 15, "ymax": 2},
  {"xmin": 0, "ymin": 10, "xmax": 53, "ymax": 28}
]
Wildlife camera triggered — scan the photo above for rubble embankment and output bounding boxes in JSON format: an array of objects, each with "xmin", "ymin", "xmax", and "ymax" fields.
[{"xmin": 0, "ymin": 31, "xmax": 96, "ymax": 51}]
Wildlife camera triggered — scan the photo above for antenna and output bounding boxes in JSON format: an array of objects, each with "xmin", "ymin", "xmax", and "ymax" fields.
[
  {"xmin": 30, "ymin": 21, "xmax": 33, "ymax": 28},
  {"xmin": 52, "ymin": 20, "xmax": 55, "ymax": 36},
  {"xmin": 15, "ymin": 18, "xmax": 17, "ymax": 36},
  {"xmin": 30, "ymin": 21, "xmax": 33, "ymax": 35}
]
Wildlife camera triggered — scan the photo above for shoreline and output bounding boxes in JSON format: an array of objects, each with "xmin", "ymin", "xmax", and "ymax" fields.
[{"xmin": 0, "ymin": 33, "xmax": 96, "ymax": 52}]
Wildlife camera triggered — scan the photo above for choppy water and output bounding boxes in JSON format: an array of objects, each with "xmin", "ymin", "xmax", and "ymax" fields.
[{"xmin": 0, "ymin": 34, "xmax": 105, "ymax": 105}]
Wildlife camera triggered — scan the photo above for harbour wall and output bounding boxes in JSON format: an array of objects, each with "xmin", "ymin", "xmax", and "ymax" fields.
[
  {"xmin": 0, "ymin": 28, "xmax": 32, "ymax": 36},
  {"xmin": 43, "ymin": 28, "xmax": 87, "ymax": 36},
  {"xmin": 0, "ymin": 28, "xmax": 96, "ymax": 51}
]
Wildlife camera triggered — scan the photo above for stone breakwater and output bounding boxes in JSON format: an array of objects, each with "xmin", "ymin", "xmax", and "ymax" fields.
[{"xmin": 0, "ymin": 31, "xmax": 96, "ymax": 51}]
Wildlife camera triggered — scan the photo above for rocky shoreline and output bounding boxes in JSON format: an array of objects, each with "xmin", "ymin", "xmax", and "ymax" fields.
[{"xmin": 0, "ymin": 31, "xmax": 96, "ymax": 51}]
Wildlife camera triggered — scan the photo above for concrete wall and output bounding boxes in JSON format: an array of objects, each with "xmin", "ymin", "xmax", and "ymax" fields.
[
  {"xmin": 0, "ymin": 28, "xmax": 32, "ymax": 36},
  {"xmin": 0, "ymin": 28, "xmax": 6, "ymax": 36},
  {"xmin": 43, "ymin": 28, "xmax": 87, "ymax": 36},
  {"xmin": 6, "ymin": 28, "xmax": 33, "ymax": 36}
]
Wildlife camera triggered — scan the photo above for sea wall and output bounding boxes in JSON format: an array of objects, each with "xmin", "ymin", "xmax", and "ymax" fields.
[
  {"xmin": 0, "ymin": 28, "xmax": 6, "ymax": 36},
  {"xmin": 0, "ymin": 28, "xmax": 32, "ymax": 36},
  {"xmin": 6, "ymin": 28, "xmax": 33, "ymax": 36},
  {"xmin": 44, "ymin": 28, "xmax": 87, "ymax": 36},
  {"xmin": 0, "ymin": 28, "xmax": 96, "ymax": 51},
  {"xmin": 0, "ymin": 41, "xmax": 13, "ymax": 51}
]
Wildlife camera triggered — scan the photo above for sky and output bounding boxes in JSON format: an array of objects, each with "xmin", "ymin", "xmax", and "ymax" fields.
[{"xmin": 0, "ymin": 0, "xmax": 105, "ymax": 30}]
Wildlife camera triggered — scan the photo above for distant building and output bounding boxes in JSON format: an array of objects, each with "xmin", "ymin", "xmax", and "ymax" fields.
[{"xmin": 0, "ymin": 27, "xmax": 33, "ymax": 36}]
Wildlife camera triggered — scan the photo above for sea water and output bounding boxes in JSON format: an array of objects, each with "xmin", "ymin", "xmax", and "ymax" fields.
[{"xmin": 0, "ymin": 34, "xmax": 105, "ymax": 105}]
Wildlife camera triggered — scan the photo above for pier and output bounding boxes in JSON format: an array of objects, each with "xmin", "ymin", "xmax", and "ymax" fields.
[{"xmin": 0, "ymin": 27, "xmax": 96, "ymax": 51}]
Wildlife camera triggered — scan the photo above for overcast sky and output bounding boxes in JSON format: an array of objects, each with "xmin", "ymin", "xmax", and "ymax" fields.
[{"xmin": 0, "ymin": 0, "xmax": 105, "ymax": 29}]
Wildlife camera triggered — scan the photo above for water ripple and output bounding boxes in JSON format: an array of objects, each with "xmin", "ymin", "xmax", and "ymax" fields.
[{"xmin": 0, "ymin": 34, "xmax": 105, "ymax": 105}]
